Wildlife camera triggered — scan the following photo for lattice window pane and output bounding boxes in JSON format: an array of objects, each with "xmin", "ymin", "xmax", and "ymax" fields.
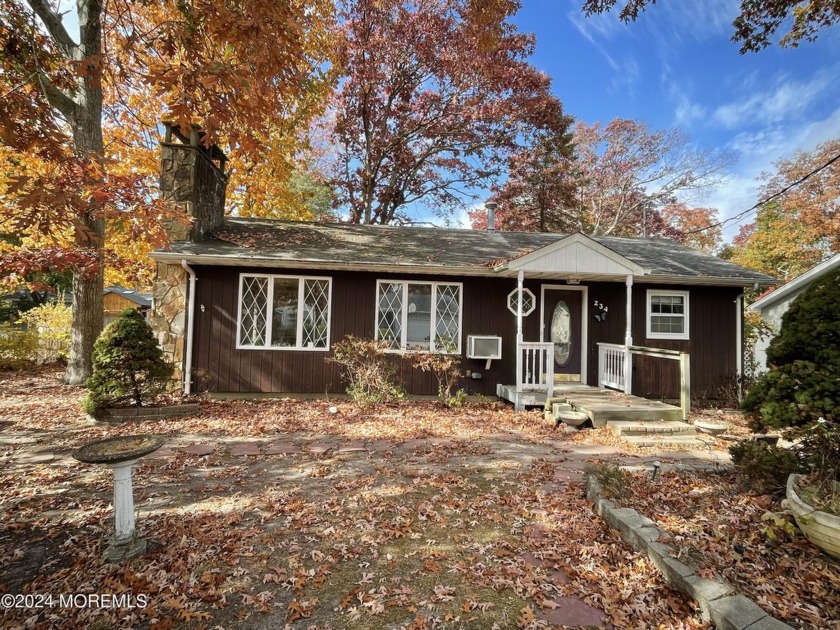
[
  {"xmin": 434, "ymin": 284, "xmax": 461, "ymax": 353},
  {"xmin": 239, "ymin": 276, "xmax": 268, "ymax": 346},
  {"xmin": 271, "ymin": 278, "xmax": 299, "ymax": 347},
  {"xmin": 378, "ymin": 283, "xmax": 402, "ymax": 349},
  {"xmin": 302, "ymin": 279, "xmax": 330, "ymax": 348}
]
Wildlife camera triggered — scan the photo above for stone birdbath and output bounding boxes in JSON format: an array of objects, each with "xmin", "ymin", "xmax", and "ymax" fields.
[{"xmin": 73, "ymin": 435, "xmax": 164, "ymax": 562}]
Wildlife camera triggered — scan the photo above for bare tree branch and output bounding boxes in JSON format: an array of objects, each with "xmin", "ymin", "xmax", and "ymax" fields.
[{"xmin": 25, "ymin": 0, "xmax": 78, "ymax": 58}]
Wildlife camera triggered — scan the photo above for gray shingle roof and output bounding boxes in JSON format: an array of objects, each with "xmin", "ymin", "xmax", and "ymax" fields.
[{"xmin": 152, "ymin": 218, "xmax": 777, "ymax": 285}]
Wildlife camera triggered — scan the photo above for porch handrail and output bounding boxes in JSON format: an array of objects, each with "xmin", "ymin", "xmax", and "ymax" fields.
[
  {"xmin": 597, "ymin": 343, "xmax": 691, "ymax": 420},
  {"xmin": 517, "ymin": 342, "xmax": 554, "ymax": 399},
  {"xmin": 597, "ymin": 343, "xmax": 628, "ymax": 391}
]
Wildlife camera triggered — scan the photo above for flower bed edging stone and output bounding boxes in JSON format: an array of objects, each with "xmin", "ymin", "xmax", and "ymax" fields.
[
  {"xmin": 92, "ymin": 403, "xmax": 201, "ymax": 424},
  {"xmin": 585, "ymin": 474, "xmax": 795, "ymax": 630}
]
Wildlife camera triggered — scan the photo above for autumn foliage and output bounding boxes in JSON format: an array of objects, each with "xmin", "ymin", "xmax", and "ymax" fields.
[{"xmin": 329, "ymin": 0, "xmax": 570, "ymax": 225}]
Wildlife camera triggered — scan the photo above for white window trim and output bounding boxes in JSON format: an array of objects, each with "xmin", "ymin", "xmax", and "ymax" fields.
[
  {"xmin": 375, "ymin": 280, "xmax": 463, "ymax": 354},
  {"xmin": 236, "ymin": 273, "xmax": 332, "ymax": 351},
  {"xmin": 646, "ymin": 289, "xmax": 690, "ymax": 341}
]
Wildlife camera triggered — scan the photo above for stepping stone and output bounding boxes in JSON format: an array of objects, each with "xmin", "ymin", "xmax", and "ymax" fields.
[
  {"xmin": 367, "ymin": 440, "xmax": 396, "ymax": 452},
  {"xmin": 230, "ymin": 442, "xmax": 261, "ymax": 456},
  {"xmin": 338, "ymin": 441, "xmax": 366, "ymax": 453},
  {"xmin": 520, "ymin": 551, "xmax": 551, "ymax": 568},
  {"xmin": 265, "ymin": 442, "xmax": 300, "ymax": 455},
  {"xmin": 536, "ymin": 595, "xmax": 609, "ymax": 627},
  {"xmin": 184, "ymin": 444, "xmax": 214, "ymax": 456},
  {"xmin": 12, "ymin": 452, "xmax": 54, "ymax": 465},
  {"xmin": 552, "ymin": 469, "xmax": 583, "ymax": 483},
  {"xmin": 148, "ymin": 447, "xmax": 177, "ymax": 458},
  {"xmin": 307, "ymin": 443, "xmax": 334, "ymax": 454}
]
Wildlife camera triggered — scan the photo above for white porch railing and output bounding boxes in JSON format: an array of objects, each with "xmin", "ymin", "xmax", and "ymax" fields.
[
  {"xmin": 597, "ymin": 343, "xmax": 629, "ymax": 391},
  {"xmin": 517, "ymin": 342, "xmax": 554, "ymax": 399},
  {"xmin": 597, "ymin": 343, "xmax": 691, "ymax": 420}
]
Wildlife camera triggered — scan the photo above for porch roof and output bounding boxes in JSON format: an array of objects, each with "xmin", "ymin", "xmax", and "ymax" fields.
[{"xmin": 152, "ymin": 218, "xmax": 777, "ymax": 286}]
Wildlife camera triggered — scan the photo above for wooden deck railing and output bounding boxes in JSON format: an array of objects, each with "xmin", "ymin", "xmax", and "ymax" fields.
[
  {"xmin": 597, "ymin": 343, "xmax": 691, "ymax": 420},
  {"xmin": 597, "ymin": 343, "xmax": 629, "ymax": 391},
  {"xmin": 517, "ymin": 342, "xmax": 554, "ymax": 399}
]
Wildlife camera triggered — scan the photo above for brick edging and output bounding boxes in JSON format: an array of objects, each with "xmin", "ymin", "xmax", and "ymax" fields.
[{"xmin": 585, "ymin": 475, "xmax": 794, "ymax": 630}]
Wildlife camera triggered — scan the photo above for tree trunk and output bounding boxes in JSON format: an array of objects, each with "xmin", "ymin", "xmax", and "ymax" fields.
[{"xmin": 63, "ymin": 0, "xmax": 106, "ymax": 385}]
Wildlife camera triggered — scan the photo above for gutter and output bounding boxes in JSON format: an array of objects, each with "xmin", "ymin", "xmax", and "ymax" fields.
[{"xmin": 181, "ymin": 259, "xmax": 197, "ymax": 396}]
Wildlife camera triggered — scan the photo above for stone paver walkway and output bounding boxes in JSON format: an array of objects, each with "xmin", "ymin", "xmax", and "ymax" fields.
[{"xmin": 2, "ymin": 427, "xmax": 730, "ymax": 629}]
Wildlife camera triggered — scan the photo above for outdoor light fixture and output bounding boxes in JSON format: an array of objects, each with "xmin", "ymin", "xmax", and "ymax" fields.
[
  {"xmin": 651, "ymin": 460, "xmax": 661, "ymax": 480},
  {"xmin": 566, "ymin": 276, "xmax": 581, "ymax": 285}
]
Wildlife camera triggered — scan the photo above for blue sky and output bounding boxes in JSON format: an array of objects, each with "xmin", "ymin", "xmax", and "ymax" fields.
[{"xmin": 512, "ymin": 0, "xmax": 839, "ymax": 240}]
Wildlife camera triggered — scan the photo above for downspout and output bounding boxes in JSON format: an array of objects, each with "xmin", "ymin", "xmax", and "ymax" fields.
[
  {"xmin": 736, "ymin": 293, "xmax": 744, "ymax": 403},
  {"xmin": 181, "ymin": 259, "xmax": 197, "ymax": 396}
]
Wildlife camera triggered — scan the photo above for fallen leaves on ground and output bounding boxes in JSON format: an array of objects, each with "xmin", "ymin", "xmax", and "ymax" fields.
[
  {"xmin": 616, "ymin": 469, "xmax": 840, "ymax": 630},
  {"xmin": 0, "ymin": 366, "xmax": 719, "ymax": 629}
]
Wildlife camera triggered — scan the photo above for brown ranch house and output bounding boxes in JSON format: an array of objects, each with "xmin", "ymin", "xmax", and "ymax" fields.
[{"xmin": 150, "ymin": 125, "xmax": 776, "ymax": 411}]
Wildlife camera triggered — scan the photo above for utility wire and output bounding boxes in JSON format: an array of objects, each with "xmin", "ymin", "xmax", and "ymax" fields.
[{"xmin": 686, "ymin": 150, "xmax": 840, "ymax": 234}]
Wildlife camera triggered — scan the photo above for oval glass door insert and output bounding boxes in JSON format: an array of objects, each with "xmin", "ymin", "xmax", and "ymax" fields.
[{"xmin": 551, "ymin": 301, "xmax": 572, "ymax": 366}]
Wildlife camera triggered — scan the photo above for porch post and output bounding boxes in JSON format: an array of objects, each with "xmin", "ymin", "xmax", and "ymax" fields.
[
  {"xmin": 624, "ymin": 275, "xmax": 633, "ymax": 395},
  {"xmin": 515, "ymin": 270, "xmax": 524, "ymax": 411}
]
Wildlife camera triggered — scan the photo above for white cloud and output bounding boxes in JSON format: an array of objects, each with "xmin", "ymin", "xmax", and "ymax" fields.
[
  {"xmin": 712, "ymin": 105, "xmax": 840, "ymax": 240},
  {"xmin": 713, "ymin": 67, "xmax": 838, "ymax": 129}
]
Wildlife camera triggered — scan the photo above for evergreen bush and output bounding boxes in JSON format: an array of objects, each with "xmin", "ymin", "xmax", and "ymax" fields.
[
  {"xmin": 83, "ymin": 309, "xmax": 173, "ymax": 416},
  {"xmin": 743, "ymin": 268, "xmax": 840, "ymax": 430}
]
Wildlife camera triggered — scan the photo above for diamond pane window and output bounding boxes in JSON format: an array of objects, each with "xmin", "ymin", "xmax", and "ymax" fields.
[
  {"xmin": 647, "ymin": 290, "xmax": 689, "ymax": 340},
  {"xmin": 377, "ymin": 283, "xmax": 403, "ymax": 350},
  {"xmin": 375, "ymin": 281, "xmax": 462, "ymax": 353},
  {"xmin": 237, "ymin": 274, "xmax": 331, "ymax": 349},
  {"xmin": 302, "ymin": 279, "xmax": 330, "ymax": 348},
  {"xmin": 435, "ymin": 284, "xmax": 461, "ymax": 353},
  {"xmin": 239, "ymin": 276, "xmax": 269, "ymax": 347},
  {"xmin": 507, "ymin": 288, "xmax": 536, "ymax": 317}
]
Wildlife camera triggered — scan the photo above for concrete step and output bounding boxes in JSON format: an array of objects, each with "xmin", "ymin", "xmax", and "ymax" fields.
[
  {"xmin": 620, "ymin": 434, "xmax": 709, "ymax": 448},
  {"xmin": 608, "ymin": 421, "xmax": 696, "ymax": 437}
]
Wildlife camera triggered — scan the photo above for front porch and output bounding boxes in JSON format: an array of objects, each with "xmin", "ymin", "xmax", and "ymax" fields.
[
  {"xmin": 496, "ymin": 381, "xmax": 685, "ymax": 427},
  {"xmin": 493, "ymin": 232, "xmax": 697, "ymax": 424}
]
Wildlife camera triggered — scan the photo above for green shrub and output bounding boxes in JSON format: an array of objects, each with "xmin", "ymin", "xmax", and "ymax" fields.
[
  {"xmin": 412, "ymin": 352, "xmax": 466, "ymax": 407},
  {"xmin": 329, "ymin": 335, "xmax": 405, "ymax": 406},
  {"xmin": 17, "ymin": 302, "xmax": 72, "ymax": 363},
  {"xmin": 0, "ymin": 323, "xmax": 38, "ymax": 370},
  {"xmin": 728, "ymin": 440, "xmax": 802, "ymax": 495},
  {"xmin": 83, "ymin": 309, "xmax": 173, "ymax": 416},
  {"xmin": 743, "ymin": 268, "xmax": 840, "ymax": 430}
]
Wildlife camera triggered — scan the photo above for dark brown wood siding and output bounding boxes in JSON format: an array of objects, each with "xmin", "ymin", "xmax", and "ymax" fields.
[
  {"xmin": 190, "ymin": 266, "xmax": 740, "ymax": 399},
  {"xmin": 629, "ymin": 284, "xmax": 740, "ymax": 400}
]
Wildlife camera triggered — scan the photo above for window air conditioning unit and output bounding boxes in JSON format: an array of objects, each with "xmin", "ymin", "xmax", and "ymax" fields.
[{"xmin": 468, "ymin": 335, "xmax": 502, "ymax": 369}]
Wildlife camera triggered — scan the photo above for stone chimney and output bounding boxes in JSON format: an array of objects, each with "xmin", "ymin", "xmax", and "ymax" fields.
[{"xmin": 159, "ymin": 122, "xmax": 228, "ymax": 242}]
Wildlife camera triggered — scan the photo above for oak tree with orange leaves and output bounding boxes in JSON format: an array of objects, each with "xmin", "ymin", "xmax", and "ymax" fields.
[
  {"xmin": 330, "ymin": 0, "xmax": 570, "ymax": 225},
  {"xmin": 0, "ymin": 0, "xmax": 334, "ymax": 383}
]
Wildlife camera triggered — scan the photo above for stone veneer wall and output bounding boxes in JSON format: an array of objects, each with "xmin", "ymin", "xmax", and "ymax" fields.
[
  {"xmin": 152, "ymin": 127, "xmax": 227, "ymax": 385},
  {"xmin": 151, "ymin": 262, "xmax": 187, "ymax": 382}
]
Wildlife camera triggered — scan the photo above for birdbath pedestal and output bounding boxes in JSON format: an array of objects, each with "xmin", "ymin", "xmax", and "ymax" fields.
[{"xmin": 73, "ymin": 435, "xmax": 164, "ymax": 562}]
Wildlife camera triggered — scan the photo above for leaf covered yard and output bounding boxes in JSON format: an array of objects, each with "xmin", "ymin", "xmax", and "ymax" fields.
[{"xmin": 0, "ymin": 367, "xmax": 824, "ymax": 629}]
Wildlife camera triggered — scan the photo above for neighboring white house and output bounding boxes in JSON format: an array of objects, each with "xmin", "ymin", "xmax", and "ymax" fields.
[{"xmin": 749, "ymin": 253, "xmax": 840, "ymax": 371}]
